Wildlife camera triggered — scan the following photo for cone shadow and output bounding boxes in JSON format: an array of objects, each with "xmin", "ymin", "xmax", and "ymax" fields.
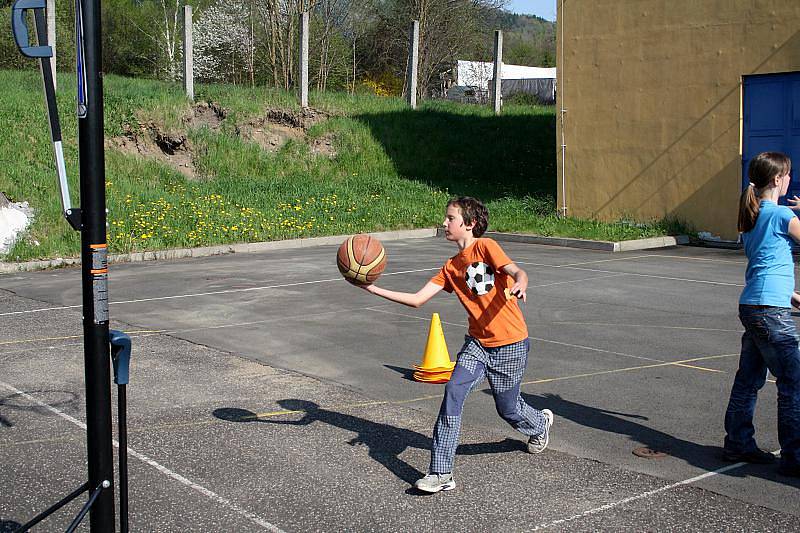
[{"xmin": 384, "ymin": 364, "xmax": 416, "ymax": 381}]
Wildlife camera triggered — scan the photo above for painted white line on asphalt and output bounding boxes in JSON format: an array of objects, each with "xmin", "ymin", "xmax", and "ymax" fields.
[
  {"xmin": 0, "ymin": 267, "xmax": 440, "ymax": 317},
  {"xmin": 517, "ymin": 261, "xmax": 744, "ymax": 287},
  {"xmin": 0, "ymin": 251, "xmax": 744, "ymax": 319},
  {"xmin": 647, "ymin": 254, "xmax": 746, "ymax": 264},
  {"xmin": 0, "ymin": 303, "xmax": 79, "ymax": 317},
  {"xmin": 529, "ymin": 458, "xmax": 769, "ymax": 531},
  {"xmin": 368, "ymin": 307, "xmax": 662, "ymax": 362},
  {"xmin": 0, "ymin": 330, "xmax": 161, "ymax": 346},
  {"xmin": 0, "ymin": 381, "xmax": 286, "ymax": 532},
  {"xmin": 529, "ymin": 273, "xmax": 628, "ymax": 288},
  {"xmin": 550, "ymin": 255, "xmax": 655, "ymax": 267},
  {"xmin": 526, "ymin": 336, "xmax": 662, "ymax": 362},
  {"xmin": 0, "ymin": 252, "xmax": 743, "ymax": 318},
  {"xmin": 548, "ymin": 321, "xmax": 741, "ymax": 333}
]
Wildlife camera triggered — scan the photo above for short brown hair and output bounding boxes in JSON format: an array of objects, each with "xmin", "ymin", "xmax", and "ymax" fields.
[{"xmin": 447, "ymin": 196, "xmax": 488, "ymax": 237}]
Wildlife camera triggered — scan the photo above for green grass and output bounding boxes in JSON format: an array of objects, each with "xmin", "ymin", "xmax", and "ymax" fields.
[{"xmin": 0, "ymin": 69, "xmax": 690, "ymax": 261}]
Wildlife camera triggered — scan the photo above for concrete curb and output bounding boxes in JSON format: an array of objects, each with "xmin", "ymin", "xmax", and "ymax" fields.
[
  {"xmin": 0, "ymin": 228, "xmax": 437, "ymax": 274},
  {"xmin": 436, "ymin": 228, "xmax": 690, "ymax": 252},
  {"xmin": 0, "ymin": 228, "xmax": 690, "ymax": 274}
]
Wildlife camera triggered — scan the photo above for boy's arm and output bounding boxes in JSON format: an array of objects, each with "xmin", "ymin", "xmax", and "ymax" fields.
[
  {"xmin": 361, "ymin": 281, "xmax": 444, "ymax": 308},
  {"xmin": 502, "ymin": 262, "xmax": 528, "ymax": 303}
]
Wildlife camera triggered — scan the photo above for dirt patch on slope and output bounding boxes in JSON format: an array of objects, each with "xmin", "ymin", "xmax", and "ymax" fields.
[
  {"xmin": 237, "ymin": 107, "xmax": 335, "ymax": 157},
  {"xmin": 107, "ymin": 122, "xmax": 196, "ymax": 179},
  {"xmin": 106, "ymin": 102, "xmax": 232, "ymax": 179},
  {"xmin": 237, "ymin": 122, "xmax": 305, "ymax": 152},
  {"xmin": 186, "ymin": 101, "xmax": 227, "ymax": 130},
  {"xmin": 106, "ymin": 103, "xmax": 336, "ymax": 178}
]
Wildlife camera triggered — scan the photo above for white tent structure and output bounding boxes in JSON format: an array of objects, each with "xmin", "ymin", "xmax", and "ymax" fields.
[
  {"xmin": 455, "ymin": 60, "xmax": 555, "ymax": 89},
  {"xmin": 451, "ymin": 60, "xmax": 556, "ymax": 104}
]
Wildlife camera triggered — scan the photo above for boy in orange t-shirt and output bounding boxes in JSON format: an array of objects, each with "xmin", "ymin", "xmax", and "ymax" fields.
[{"xmin": 358, "ymin": 196, "xmax": 553, "ymax": 493}]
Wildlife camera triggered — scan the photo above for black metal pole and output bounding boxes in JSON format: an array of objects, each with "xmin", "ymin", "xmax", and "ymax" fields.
[
  {"xmin": 118, "ymin": 384, "xmax": 128, "ymax": 533},
  {"xmin": 77, "ymin": 0, "xmax": 115, "ymax": 529},
  {"xmin": 12, "ymin": 482, "xmax": 89, "ymax": 532},
  {"xmin": 65, "ymin": 481, "xmax": 111, "ymax": 533}
]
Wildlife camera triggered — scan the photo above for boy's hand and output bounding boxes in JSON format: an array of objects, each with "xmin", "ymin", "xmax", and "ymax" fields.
[
  {"xmin": 506, "ymin": 283, "xmax": 527, "ymax": 303},
  {"xmin": 502, "ymin": 262, "xmax": 528, "ymax": 303},
  {"xmin": 358, "ymin": 282, "xmax": 376, "ymax": 293},
  {"xmin": 344, "ymin": 278, "xmax": 374, "ymax": 292}
]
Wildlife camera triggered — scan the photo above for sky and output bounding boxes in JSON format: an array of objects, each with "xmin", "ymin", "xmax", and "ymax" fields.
[{"xmin": 505, "ymin": 0, "xmax": 556, "ymax": 21}]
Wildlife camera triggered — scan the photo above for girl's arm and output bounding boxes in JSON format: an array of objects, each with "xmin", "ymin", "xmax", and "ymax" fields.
[
  {"xmin": 502, "ymin": 262, "xmax": 528, "ymax": 303},
  {"xmin": 789, "ymin": 217, "xmax": 800, "ymax": 244},
  {"xmin": 792, "ymin": 291, "xmax": 800, "ymax": 310},
  {"xmin": 361, "ymin": 281, "xmax": 444, "ymax": 308}
]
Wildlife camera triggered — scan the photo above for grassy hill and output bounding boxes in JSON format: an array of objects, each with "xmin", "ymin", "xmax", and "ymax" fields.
[{"xmin": 0, "ymin": 70, "xmax": 685, "ymax": 262}]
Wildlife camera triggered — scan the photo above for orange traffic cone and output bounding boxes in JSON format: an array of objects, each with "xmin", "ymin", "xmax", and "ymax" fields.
[{"xmin": 413, "ymin": 313, "xmax": 455, "ymax": 383}]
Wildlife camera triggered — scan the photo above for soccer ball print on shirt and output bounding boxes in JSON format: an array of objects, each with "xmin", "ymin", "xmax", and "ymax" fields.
[{"xmin": 465, "ymin": 262, "xmax": 495, "ymax": 296}]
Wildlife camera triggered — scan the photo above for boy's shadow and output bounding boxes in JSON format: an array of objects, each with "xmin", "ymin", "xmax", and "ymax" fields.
[
  {"xmin": 518, "ymin": 392, "xmax": 800, "ymax": 488},
  {"xmin": 213, "ymin": 399, "xmax": 524, "ymax": 489}
]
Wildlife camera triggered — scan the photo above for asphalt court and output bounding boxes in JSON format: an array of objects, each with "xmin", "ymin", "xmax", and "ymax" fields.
[{"xmin": 2, "ymin": 237, "xmax": 800, "ymax": 531}]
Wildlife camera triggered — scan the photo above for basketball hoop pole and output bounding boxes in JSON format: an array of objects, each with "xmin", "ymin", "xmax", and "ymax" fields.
[
  {"xmin": 77, "ymin": 0, "xmax": 116, "ymax": 527},
  {"xmin": 11, "ymin": 0, "xmax": 115, "ymax": 529}
]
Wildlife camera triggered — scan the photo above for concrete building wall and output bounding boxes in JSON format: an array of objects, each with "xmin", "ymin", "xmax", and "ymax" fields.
[{"xmin": 556, "ymin": 1, "xmax": 800, "ymax": 239}]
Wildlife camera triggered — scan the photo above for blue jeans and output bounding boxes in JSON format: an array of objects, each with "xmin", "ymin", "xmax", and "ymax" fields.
[{"xmin": 724, "ymin": 305, "xmax": 800, "ymax": 467}]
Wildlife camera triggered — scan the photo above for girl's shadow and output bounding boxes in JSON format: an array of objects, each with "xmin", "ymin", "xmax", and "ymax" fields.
[
  {"xmin": 520, "ymin": 392, "xmax": 800, "ymax": 487},
  {"xmin": 213, "ymin": 399, "xmax": 524, "ymax": 488}
]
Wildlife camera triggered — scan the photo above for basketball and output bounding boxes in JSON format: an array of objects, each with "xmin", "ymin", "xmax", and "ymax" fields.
[{"xmin": 337, "ymin": 234, "xmax": 387, "ymax": 285}]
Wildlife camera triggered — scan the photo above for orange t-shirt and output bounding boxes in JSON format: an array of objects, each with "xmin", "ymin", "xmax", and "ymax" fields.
[{"xmin": 430, "ymin": 238, "xmax": 528, "ymax": 347}]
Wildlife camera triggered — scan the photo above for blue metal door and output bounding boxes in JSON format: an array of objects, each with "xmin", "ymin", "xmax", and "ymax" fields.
[{"xmin": 742, "ymin": 72, "xmax": 800, "ymax": 203}]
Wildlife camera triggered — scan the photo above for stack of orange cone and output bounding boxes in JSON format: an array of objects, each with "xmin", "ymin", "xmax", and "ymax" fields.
[{"xmin": 413, "ymin": 313, "xmax": 455, "ymax": 384}]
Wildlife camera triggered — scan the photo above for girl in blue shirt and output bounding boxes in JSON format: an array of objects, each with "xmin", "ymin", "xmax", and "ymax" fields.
[{"xmin": 724, "ymin": 151, "xmax": 800, "ymax": 476}]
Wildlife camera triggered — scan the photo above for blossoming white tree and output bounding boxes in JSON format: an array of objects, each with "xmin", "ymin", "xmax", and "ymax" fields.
[{"xmin": 193, "ymin": 0, "xmax": 255, "ymax": 83}]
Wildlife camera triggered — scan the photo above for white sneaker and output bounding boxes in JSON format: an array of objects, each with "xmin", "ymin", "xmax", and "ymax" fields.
[
  {"xmin": 414, "ymin": 473, "xmax": 456, "ymax": 493},
  {"xmin": 527, "ymin": 409, "xmax": 553, "ymax": 454}
]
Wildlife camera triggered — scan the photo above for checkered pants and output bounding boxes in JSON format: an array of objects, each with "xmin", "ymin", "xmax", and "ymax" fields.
[{"xmin": 429, "ymin": 336, "xmax": 547, "ymax": 474}]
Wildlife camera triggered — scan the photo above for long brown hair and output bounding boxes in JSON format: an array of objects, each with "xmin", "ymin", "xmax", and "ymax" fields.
[{"xmin": 738, "ymin": 152, "xmax": 792, "ymax": 233}]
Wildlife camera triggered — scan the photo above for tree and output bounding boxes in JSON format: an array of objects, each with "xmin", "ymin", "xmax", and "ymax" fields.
[
  {"xmin": 103, "ymin": 0, "xmax": 162, "ymax": 77},
  {"xmin": 498, "ymin": 13, "xmax": 556, "ymax": 67},
  {"xmin": 194, "ymin": 0, "xmax": 254, "ymax": 83},
  {"xmin": 0, "ymin": 0, "xmax": 553, "ymax": 95},
  {"xmin": 363, "ymin": 0, "xmax": 505, "ymax": 100},
  {"xmin": 308, "ymin": 0, "xmax": 374, "ymax": 91},
  {"xmin": 112, "ymin": 0, "xmax": 189, "ymax": 80}
]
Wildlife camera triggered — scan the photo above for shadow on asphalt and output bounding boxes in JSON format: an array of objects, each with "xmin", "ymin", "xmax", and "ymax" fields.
[
  {"xmin": 519, "ymin": 392, "xmax": 800, "ymax": 489},
  {"xmin": 384, "ymin": 365, "xmax": 416, "ymax": 382},
  {"xmin": 213, "ymin": 400, "xmax": 528, "ymax": 489},
  {"xmin": 0, "ymin": 520, "xmax": 22, "ymax": 532},
  {"xmin": 0, "ymin": 390, "xmax": 80, "ymax": 429}
]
